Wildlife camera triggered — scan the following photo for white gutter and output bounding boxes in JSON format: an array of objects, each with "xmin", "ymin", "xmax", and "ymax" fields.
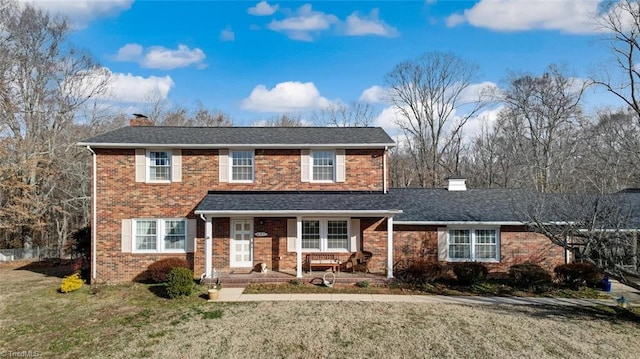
[
  {"xmin": 383, "ymin": 146, "xmax": 388, "ymax": 194},
  {"xmin": 194, "ymin": 210, "xmax": 402, "ymax": 217},
  {"xmin": 87, "ymin": 146, "xmax": 97, "ymax": 281},
  {"xmin": 394, "ymin": 221, "xmax": 525, "ymax": 226},
  {"xmin": 77, "ymin": 142, "xmax": 397, "ymax": 149}
]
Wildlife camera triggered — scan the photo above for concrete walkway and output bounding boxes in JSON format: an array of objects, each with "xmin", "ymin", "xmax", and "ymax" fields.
[{"xmin": 213, "ymin": 279, "xmax": 639, "ymax": 307}]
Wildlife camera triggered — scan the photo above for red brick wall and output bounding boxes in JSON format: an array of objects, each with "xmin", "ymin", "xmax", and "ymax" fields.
[
  {"xmin": 392, "ymin": 225, "xmax": 566, "ymax": 274},
  {"xmin": 93, "ymin": 147, "xmax": 386, "ymax": 282}
]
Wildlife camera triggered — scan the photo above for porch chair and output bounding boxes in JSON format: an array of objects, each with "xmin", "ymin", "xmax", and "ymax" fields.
[{"xmin": 351, "ymin": 251, "xmax": 372, "ymax": 273}]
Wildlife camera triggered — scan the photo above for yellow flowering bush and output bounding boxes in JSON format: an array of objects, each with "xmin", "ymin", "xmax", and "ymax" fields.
[{"xmin": 60, "ymin": 272, "xmax": 83, "ymax": 293}]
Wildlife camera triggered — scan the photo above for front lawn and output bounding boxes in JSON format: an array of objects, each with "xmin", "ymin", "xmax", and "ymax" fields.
[{"xmin": 1, "ymin": 263, "xmax": 639, "ymax": 359}]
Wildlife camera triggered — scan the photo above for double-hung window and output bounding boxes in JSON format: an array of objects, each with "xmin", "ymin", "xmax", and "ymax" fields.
[
  {"xmin": 311, "ymin": 151, "xmax": 335, "ymax": 181},
  {"xmin": 148, "ymin": 151, "xmax": 171, "ymax": 181},
  {"xmin": 230, "ymin": 151, "xmax": 254, "ymax": 182},
  {"xmin": 134, "ymin": 219, "xmax": 186, "ymax": 253},
  {"xmin": 302, "ymin": 219, "xmax": 349, "ymax": 251},
  {"xmin": 447, "ymin": 228, "xmax": 499, "ymax": 262}
]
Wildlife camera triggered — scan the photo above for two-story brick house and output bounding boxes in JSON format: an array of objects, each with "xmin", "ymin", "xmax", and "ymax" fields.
[{"xmin": 79, "ymin": 125, "xmax": 567, "ymax": 283}]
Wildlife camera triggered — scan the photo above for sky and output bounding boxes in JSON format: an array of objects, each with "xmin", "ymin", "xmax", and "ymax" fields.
[{"xmin": 23, "ymin": 0, "xmax": 626, "ymax": 136}]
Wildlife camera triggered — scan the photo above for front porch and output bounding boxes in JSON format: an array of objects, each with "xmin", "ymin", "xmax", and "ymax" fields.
[{"xmin": 211, "ymin": 269, "xmax": 390, "ymax": 288}]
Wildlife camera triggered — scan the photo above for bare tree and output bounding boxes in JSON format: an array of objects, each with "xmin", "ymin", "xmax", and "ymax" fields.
[
  {"xmin": 260, "ymin": 113, "xmax": 305, "ymax": 127},
  {"xmin": 311, "ymin": 102, "xmax": 375, "ymax": 127},
  {"xmin": 385, "ymin": 52, "xmax": 489, "ymax": 187},
  {"xmin": 593, "ymin": 0, "xmax": 640, "ymax": 122},
  {"xmin": 0, "ymin": 0, "xmax": 109, "ymax": 251},
  {"xmin": 524, "ymin": 192, "xmax": 640, "ymax": 279},
  {"xmin": 497, "ymin": 65, "xmax": 586, "ymax": 193}
]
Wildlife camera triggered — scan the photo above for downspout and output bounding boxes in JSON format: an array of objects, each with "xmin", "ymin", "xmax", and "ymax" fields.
[
  {"xmin": 383, "ymin": 146, "xmax": 388, "ymax": 194},
  {"xmin": 87, "ymin": 146, "xmax": 97, "ymax": 281}
]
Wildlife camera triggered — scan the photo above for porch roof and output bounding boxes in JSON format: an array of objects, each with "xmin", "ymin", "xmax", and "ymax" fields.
[{"xmin": 195, "ymin": 191, "xmax": 402, "ymax": 217}]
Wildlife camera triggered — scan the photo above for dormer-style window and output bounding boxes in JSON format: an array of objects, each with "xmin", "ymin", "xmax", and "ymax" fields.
[
  {"xmin": 311, "ymin": 151, "xmax": 335, "ymax": 181},
  {"xmin": 148, "ymin": 151, "xmax": 171, "ymax": 181},
  {"xmin": 230, "ymin": 150, "xmax": 254, "ymax": 182}
]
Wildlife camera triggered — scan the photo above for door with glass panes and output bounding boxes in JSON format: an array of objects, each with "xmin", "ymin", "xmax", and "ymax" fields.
[{"xmin": 230, "ymin": 219, "xmax": 253, "ymax": 267}]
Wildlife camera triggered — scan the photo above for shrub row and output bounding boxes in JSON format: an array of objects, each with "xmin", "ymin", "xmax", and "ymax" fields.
[
  {"xmin": 395, "ymin": 259, "xmax": 603, "ymax": 290},
  {"xmin": 147, "ymin": 258, "xmax": 191, "ymax": 283}
]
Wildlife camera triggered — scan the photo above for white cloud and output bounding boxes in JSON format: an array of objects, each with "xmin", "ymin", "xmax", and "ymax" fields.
[
  {"xmin": 463, "ymin": 106, "xmax": 503, "ymax": 139},
  {"xmin": 359, "ymin": 85, "xmax": 389, "ymax": 104},
  {"xmin": 220, "ymin": 27, "xmax": 235, "ymax": 42},
  {"xmin": 248, "ymin": 1, "xmax": 279, "ymax": 16},
  {"xmin": 460, "ymin": 81, "xmax": 498, "ymax": 103},
  {"xmin": 446, "ymin": 0, "xmax": 601, "ymax": 34},
  {"xmin": 267, "ymin": 4, "xmax": 338, "ymax": 41},
  {"xmin": 115, "ymin": 43, "xmax": 143, "ymax": 61},
  {"xmin": 345, "ymin": 9, "xmax": 399, "ymax": 37},
  {"xmin": 241, "ymin": 81, "xmax": 332, "ymax": 112},
  {"xmin": 69, "ymin": 68, "xmax": 174, "ymax": 104},
  {"xmin": 19, "ymin": 0, "xmax": 133, "ymax": 28},
  {"xmin": 373, "ymin": 106, "xmax": 403, "ymax": 134},
  {"xmin": 114, "ymin": 43, "xmax": 206, "ymax": 70}
]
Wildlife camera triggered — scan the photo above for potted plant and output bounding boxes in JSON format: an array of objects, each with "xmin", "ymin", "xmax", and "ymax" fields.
[{"xmin": 203, "ymin": 277, "xmax": 220, "ymax": 300}]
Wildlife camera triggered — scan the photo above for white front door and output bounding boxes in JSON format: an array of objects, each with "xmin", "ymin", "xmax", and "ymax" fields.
[{"xmin": 230, "ymin": 219, "xmax": 253, "ymax": 267}]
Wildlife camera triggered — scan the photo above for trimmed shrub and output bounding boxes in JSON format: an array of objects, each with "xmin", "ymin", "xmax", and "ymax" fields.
[
  {"xmin": 356, "ymin": 280, "xmax": 370, "ymax": 288},
  {"xmin": 147, "ymin": 258, "xmax": 190, "ymax": 283},
  {"xmin": 554, "ymin": 262, "xmax": 603, "ymax": 289},
  {"xmin": 60, "ymin": 272, "xmax": 84, "ymax": 293},
  {"xmin": 404, "ymin": 260, "xmax": 442, "ymax": 286},
  {"xmin": 509, "ymin": 262, "xmax": 553, "ymax": 293},
  {"xmin": 166, "ymin": 267, "xmax": 194, "ymax": 299},
  {"xmin": 453, "ymin": 262, "xmax": 488, "ymax": 285}
]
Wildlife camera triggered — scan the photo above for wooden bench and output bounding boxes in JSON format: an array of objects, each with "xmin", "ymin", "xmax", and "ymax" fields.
[{"xmin": 306, "ymin": 253, "xmax": 340, "ymax": 273}]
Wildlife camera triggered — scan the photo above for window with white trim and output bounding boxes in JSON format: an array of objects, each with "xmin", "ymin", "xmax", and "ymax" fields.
[
  {"xmin": 134, "ymin": 219, "xmax": 186, "ymax": 253},
  {"xmin": 447, "ymin": 228, "xmax": 499, "ymax": 262},
  {"xmin": 302, "ymin": 219, "xmax": 349, "ymax": 251},
  {"xmin": 230, "ymin": 150, "xmax": 254, "ymax": 182},
  {"xmin": 311, "ymin": 151, "xmax": 335, "ymax": 181},
  {"xmin": 148, "ymin": 151, "xmax": 171, "ymax": 181}
]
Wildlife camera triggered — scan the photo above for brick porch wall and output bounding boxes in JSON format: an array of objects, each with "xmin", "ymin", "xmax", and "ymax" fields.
[{"xmin": 93, "ymin": 147, "xmax": 385, "ymax": 283}]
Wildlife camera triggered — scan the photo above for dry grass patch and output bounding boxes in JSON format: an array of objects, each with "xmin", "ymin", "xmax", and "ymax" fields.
[{"xmin": 1, "ymin": 264, "xmax": 639, "ymax": 359}]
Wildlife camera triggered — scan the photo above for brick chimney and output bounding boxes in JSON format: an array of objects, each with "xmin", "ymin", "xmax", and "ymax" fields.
[
  {"xmin": 130, "ymin": 114, "xmax": 154, "ymax": 127},
  {"xmin": 446, "ymin": 176, "xmax": 467, "ymax": 191}
]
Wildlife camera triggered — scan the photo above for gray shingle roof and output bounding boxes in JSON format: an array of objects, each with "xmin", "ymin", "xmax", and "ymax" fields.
[
  {"xmin": 388, "ymin": 188, "xmax": 536, "ymax": 223},
  {"xmin": 78, "ymin": 126, "xmax": 395, "ymax": 148},
  {"xmin": 195, "ymin": 191, "xmax": 399, "ymax": 214}
]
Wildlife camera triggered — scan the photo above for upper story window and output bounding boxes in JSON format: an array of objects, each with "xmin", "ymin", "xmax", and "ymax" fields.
[
  {"xmin": 134, "ymin": 218, "xmax": 186, "ymax": 253},
  {"xmin": 148, "ymin": 151, "xmax": 171, "ymax": 181},
  {"xmin": 230, "ymin": 150, "xmax": 254, "ymax": 182},
  {"xmin": 311, "ymin": 151, "xmax": 335, "ymax": 182},
  {"xmin": 447, "ymin": 228, "xmax": 499, "ymax": 262},
  {"xmin": 302, "ymin": 219, "xmax": 349, "ymax": 251}
]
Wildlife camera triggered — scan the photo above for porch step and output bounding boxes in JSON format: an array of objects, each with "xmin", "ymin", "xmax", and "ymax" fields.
[{"xmin": 219, "ymin": 275, "xmax": 390, "ymax": 288}]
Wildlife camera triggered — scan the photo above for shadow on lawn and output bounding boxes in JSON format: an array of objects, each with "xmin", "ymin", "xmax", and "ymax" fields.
[
  {"xmin": 486, "ymin": 303, "xmax": 640, "ymax": 324},
  {"xmin": 14, "ymin": 259, "xmax": 72, "ymax": 278}
]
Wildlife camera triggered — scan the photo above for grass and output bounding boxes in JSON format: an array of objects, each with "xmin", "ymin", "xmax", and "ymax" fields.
[{"xmin": 1, "ymin": 263, "xmax": 639, "ymax": 358}]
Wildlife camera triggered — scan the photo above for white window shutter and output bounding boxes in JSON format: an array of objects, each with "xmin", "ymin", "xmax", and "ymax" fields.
[
  {"xmin": 300, "ymin": 149, "xmax": 310, "ymax": 182},
  {"xmin": 186, "ymin": 219, "xmax": 196, "ymax": 253},
  {"xmin": 121, "ymin": 219, "xmax": 132, "ymax": 253},
  {"xmin": 350, "ymin": 219, "xmax": 360, "ymax": 252},
  {"xmin": 219, "ymin": 149, "xmax": 229, "ymax": 183},
  {"xmin": 336, "ymin": 149, "xmax": 346, "ymax": 182},
  {"xmin": 172, "ymin": 149, "xmax": 182, "ymax": 182},
  {"xmin": 286, "ymin": 219, "xmax": 296, "ymax": 252},
  {"xmin": 437, "ymin": 227, "xmax": 447, "ymax": 261},
  {"xmin": 135, "ymin": 149, "xmax": 146, "ymax": 182}
]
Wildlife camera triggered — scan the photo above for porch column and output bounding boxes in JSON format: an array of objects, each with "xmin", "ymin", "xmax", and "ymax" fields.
[
  {"xmin": 564, "ymin": 233, "xmax": 570, "ymax": 264},
  {"xmin": 387, "ymin": 216, "xmax": 394, "ymax": 279},
  {"xmin": 205, "ymin": 216, "xmax": 213, "ymax": 278},
  {"xmin": 296, "ymin": 216, "xmax": 303, "ymax": 278}
]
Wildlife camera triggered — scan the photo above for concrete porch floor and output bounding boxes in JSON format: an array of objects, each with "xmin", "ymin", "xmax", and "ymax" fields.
[{"xmin": 212, "ymin": 269, "xmax": 390, "ymax": 287}]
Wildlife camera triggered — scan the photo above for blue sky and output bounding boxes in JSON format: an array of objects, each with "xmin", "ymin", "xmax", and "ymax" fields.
[{"xmin": 28, "ymin": 0, "xmax": 622, "ymax": 133}]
